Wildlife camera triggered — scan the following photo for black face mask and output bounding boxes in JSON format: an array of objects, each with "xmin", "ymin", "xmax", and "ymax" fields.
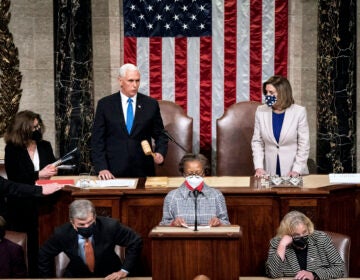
[
  {"xmin": 31, "ymin": 130, "xmax": 42, "ymax": 142},
  {"xmin": 292, "ymin": 235, "xmax": 309, "ymax": 249},
  {"xmin": 77, "ymin": 223, "xmax": 95, "ymax": 239}
]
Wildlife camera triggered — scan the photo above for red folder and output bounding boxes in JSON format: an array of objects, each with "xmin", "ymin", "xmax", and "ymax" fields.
[{"xmin": 36, "ymin": 179, "xmax": 75, "ymax": 185}]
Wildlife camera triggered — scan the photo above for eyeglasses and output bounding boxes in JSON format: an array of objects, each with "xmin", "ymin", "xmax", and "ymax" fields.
[{"xmin": 183, "ymin": 171, "xmax": 204, "ymax": 177}]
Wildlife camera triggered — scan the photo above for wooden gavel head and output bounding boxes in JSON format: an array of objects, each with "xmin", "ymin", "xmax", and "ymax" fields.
[{"xmin": 141, "ymin": 140, "xmax": 155, "ymax": 158}]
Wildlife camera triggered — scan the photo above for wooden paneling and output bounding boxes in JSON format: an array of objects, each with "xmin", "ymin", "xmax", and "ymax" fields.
[
  {"xmin": 37, "ymin": 177, "xmax": 360, "ymax": 277},
  {"xmin": 150, "ymin": 226, "xmax": 241, "ymax": 280}
]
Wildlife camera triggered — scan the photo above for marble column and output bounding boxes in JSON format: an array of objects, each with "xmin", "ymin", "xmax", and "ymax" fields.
[
  {"xmin": 317, "ymin": 0, "xmax": 356, "ymax": 173},
  {"xmin": 54, "ymin": 0, "xmax": 94, "ymax": 173}
]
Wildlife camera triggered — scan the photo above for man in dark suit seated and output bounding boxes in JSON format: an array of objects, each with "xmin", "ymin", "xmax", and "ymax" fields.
[
  {"xmin": 38, "ymin": 199, "xmax": 143, "ymax": 279},
  {"xmin": 0, "ymin": 216, "xmax": 27, "ymax": 278},
  {"xmin": 91, "ymin": 63, "xmax": 168, "ymax": 179}
]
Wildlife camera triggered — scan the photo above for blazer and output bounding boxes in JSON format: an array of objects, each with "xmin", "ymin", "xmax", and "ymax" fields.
[
  {"xmin": 251, "ymin": 104, "xmax": 310, "ymax": 176},
  {"xmin": 266, "ymin": 230, "xmax": 345, "ymax": 279},
  {"xmin": 5, "ymin": 140, "xmax": 56, "ymax": 185},
  {"xmin": 91, "ymin": 92, "xmax": 168, "ymax": 177},
  {"xmin": 38, "ymin": 216, "xmax": 143, "ymax": 278},
  {"xmin": 4, "ymin": 140, "xmax": 56, "ymax": 231}
]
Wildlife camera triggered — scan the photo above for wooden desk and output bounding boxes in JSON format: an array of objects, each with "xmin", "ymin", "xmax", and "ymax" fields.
[
  {"xmin": 149, "ymin": 225, "xmax": 241, "ymax": 280},
  {"xmin": 39, "ymin": 175, "xmax": 360, "ymax": 277}
]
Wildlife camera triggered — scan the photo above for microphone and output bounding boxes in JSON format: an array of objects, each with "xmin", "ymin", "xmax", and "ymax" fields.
[
  {"xmin": 162, "ymin": 129, "xmax": 188, "ymax": 153},
  {"xmin": 193, "ymin": 189, "xmax": 200, "ymax": 231}
]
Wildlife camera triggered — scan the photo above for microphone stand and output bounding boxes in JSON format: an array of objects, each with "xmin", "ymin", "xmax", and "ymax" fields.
[
  {"xmin": 162, "ymin": 130, "xmax": 188, "ymax": 153},
  {"xmin": 193, "ymin": 190, "xmax": 199, "ymax": 231}
]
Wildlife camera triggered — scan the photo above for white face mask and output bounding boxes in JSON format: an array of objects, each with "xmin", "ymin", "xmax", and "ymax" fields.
[{"xmin": 185, "ymin": 175, "xmax": 204, "ymax": 189}]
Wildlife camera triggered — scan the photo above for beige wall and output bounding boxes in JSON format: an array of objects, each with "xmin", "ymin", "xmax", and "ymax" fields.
[
  {"xmin": 0, "ymin": 0, "xmax": 54, "ymax": 158},
  {"xmin": 2, "ymin": 0, "xmax": 358, "ymax": 171},
  {"xmin": 288, "ymin": 0, "xmax": 318, "ymax": 165}
]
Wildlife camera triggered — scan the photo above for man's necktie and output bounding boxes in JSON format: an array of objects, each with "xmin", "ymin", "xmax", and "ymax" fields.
[
  {"xmin": 84, "ymin": 239, "xmax": 95, "ymax": 272},
  {"xmin": 126, "ymin": 98, "xmax": 134, "ymax": 133}
]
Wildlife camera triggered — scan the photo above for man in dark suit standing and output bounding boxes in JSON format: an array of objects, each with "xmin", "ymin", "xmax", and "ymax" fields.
[
  {"xmin": 38, "ymin": 199, "xmax": 143, "ymax": 278},
  {"xmin": 91, "ymin": 63, "xmax": 168, "ymax": 179}
]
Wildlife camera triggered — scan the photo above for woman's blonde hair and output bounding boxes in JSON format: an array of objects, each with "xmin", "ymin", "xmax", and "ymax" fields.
[{"xmin": 276, "ymin": 210, "xmax": 314, "ymax": 237}]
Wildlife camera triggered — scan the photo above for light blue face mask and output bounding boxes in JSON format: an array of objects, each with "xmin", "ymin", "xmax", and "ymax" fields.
[{"xmin": 265, "ymin": 95, "xmax": 277, "ymax": 107}]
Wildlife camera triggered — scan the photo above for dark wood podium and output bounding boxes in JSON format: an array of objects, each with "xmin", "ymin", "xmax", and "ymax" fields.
[{"xmin": 149, "ymin": 225, "xmax": 242, "ymax": 280}]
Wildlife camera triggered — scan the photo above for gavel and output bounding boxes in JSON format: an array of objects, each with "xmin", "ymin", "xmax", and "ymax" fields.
[{"xmin": 141, "ymin": 140, "xmax": 156, "ymax": 159}]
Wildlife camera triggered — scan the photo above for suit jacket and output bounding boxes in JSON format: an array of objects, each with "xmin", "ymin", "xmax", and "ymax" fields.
[
  {"xmin": 266, "ymin": 230, "xmax": 345, "ymax": 279},
  {"xmin": 91, "ymin": 92, "xmax": 168, "ymax": 177},
  {"xmin": 38, "ymin": 216, "xmax": 143, "ymax": 278},
  {"xmin": 0, "ymin": 176, "xmax": 42, "ymax": 198},
  {"xmin": 251, "ymin": 104, "xmax": 310, "ymax": 176},
  {"xmin": 0, "ymin": 238, "xmax": 27, "ymax": 278}
]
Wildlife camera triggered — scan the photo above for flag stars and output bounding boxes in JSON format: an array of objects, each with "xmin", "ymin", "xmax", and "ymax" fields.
[
  {"xmin": 130, "ymin": 4, "xmax": 136, "ymax": 10},
  {"xmin": 199, "ymin": 5, "xmax": 205, "ymax": 11},
  {"xmin": 173, "ymin": 14, "xmax": 180, "ymax": 21},
  {"xmin": 130, "ymin": 22, "xmax": 136, "ymax": 29},
  {"xmin": 182, "ymin": 5, "xmax": 188, "ymax": 12},
  {"xmin": 182, "ymin": 23, "xmax": 188, "ymax": 30},
  {"xmin": 147, "ymin": 5, "xmax": 153, "ymax": 12},
  {"xmin": 164, "ymin": 23, "xmax": 171, "ymax": 30},
  {"xmin": 139, "ymin": 14, "xmax": 145, "ymax": 20},
  {"xmin": 190, "ymin": 14, "xmax": 197, "ymax": 21},
  {"xmin": 165, "ymin": 5, "xmax": 170, "ymax": 11},
  {"xmin": 199, "ymin": 23, "xmax": 205, "ymax": 29},
  {"xmin": 156, "ymin": 14, "xmax": 162, "ymax": 20},
  {"xmin": 147, "ymin": 23, "xmax": 154, "ymax": 29}
]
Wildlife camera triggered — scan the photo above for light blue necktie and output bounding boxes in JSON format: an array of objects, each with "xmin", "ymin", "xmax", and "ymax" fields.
[{"xmin": 126, "ymin": 98, "xmax": 134, "ymax": 133}]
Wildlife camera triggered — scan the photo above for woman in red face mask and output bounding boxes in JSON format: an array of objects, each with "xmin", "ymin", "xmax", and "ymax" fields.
[{"xmin": 159, "ymin": 153, "xmax": 230, "ymax": 228}]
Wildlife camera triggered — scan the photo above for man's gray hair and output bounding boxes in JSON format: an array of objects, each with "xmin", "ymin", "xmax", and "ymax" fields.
[
  {"xmin": 69, "ymin": 199, "xmax": 96, "ymax": 220},
  {"xmin": 119, "ymin": 63, "xmax": 139, "ymax": 77}
]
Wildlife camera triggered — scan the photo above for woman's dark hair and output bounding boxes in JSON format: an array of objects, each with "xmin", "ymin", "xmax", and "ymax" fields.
[
  {"xmin": 4, "ymin": 110, "xmax": 45, "ymax": 147},
  {"xmin": 178, "ymin": 153, "xmax": 211, "ymax": 176}
]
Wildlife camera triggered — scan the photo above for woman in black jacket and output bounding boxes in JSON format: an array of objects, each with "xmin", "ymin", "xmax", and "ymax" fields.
[{"xmin": 4, "ymin": 110, "xmax": 58, "ymax": 276}]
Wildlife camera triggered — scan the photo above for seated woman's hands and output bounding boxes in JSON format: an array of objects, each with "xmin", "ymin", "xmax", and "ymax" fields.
[
  {"xmin": 209, "ymin": 217, "xmax": 221, "ymax": 227},
  {"xmin": 171, "ymin": 217, "xmax": 187, "ymax": 227},
  {"xmin": 294, "ymin": 270, "xmax": 315, "ymax": 280}
]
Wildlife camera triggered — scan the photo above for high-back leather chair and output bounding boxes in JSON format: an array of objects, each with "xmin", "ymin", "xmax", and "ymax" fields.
[
  {"xmin": 155, "ymin": 100, "xmax": 193, "ymax": 176},
  {"xmin": 324, "ymin": 231, "xmax": 351, "ymax": 277},
  {"xmin": 216, "ymin": 101, "xmax": 261, "ymax": 176},
  {"xmin": 55, "ymin": 245, "xmax": 124, "ymax": 277},
  {"xmin": 5, "ymin": 230, "xmax": 28, "ymax": 271}
]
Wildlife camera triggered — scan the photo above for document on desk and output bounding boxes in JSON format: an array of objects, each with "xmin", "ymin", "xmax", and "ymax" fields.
[
  {"xmin": 74, "ymin": 178, "xmax": 138, "ymax": 189},
  {"xmin": 93, "ymin": 179, "xmax": 138, "ymax": 188},
  {"xmin": 181, "ymin": 224, "xmax": 211, "ymax": 230}
]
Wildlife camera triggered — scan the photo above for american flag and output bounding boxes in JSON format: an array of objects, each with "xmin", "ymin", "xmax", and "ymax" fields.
[{"xmin": 123, "ymin": 0, "xmax": 288, "ymax": 159}]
